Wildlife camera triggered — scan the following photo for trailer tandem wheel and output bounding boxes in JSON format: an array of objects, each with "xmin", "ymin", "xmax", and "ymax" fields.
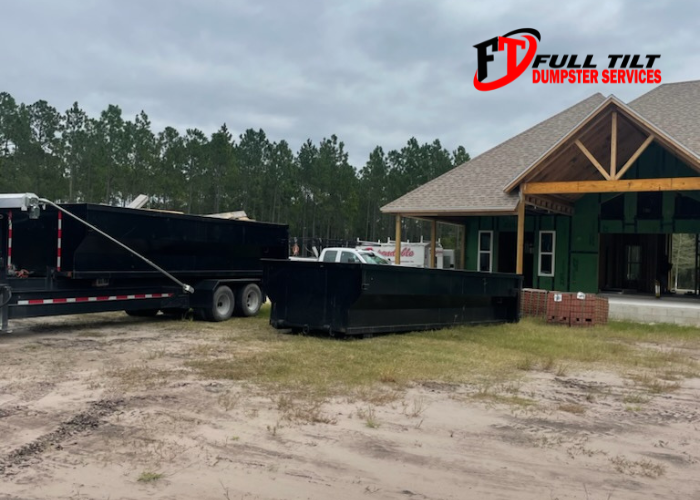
[
  {"xmin": 200, "ymin": 285, "xmax": 235, "ymax": 322},
  {"xmin": 235, "ymin": 283, "xmax": 263, "ymax": 317}
]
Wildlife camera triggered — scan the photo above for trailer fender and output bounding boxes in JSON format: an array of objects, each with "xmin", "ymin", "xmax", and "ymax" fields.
[{"xmin": 189, "ymin": 280, "xmax": 221, "ymax": 309}]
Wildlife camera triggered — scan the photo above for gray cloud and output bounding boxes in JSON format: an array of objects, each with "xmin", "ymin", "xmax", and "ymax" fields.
[{"xmin": 1, "ymin": 0, "xmax": 697, "ymax": 166}]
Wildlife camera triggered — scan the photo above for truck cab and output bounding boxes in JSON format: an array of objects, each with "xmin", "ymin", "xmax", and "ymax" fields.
[{"xmin": 319, "ymin": 247, "xmax": 390, "ymax": 265}]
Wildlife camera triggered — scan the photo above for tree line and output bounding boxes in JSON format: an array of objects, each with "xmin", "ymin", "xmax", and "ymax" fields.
[{"xmin": 0, "ymin": 92, "xmax": 470, "ymax": 246}]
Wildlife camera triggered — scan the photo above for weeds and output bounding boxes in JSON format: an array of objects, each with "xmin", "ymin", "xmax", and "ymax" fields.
[
  {"xmin": 77, "ymin": 331, "xmax": 106, "ymax": 338},
  {"xmin": 137, "ymin": 471, "xmax": 164, "ymax": 483},
  {"xmin": 623, "ymin": 393, "xmax": 651, "ymax": 405},
  {"xmin": 609, "ymin": 455, "xmax": 666, "ymax": 478},
  {"xmin": 218, "ymin": 390, "xmax": 244, "ymax": 412},
  {"xmin": 357, "ymin": 406, "xmax": 380, "ymax": 428},
  {"xmin": 628, "ymin": 373, "xmax": 682, "ymax": 394},
  {"xmin": 104, "ymin": 363, "xmax": 175, "ymax": 392},
  {"xmin": 558, "ymin": 403, "xmax": 586, "ymax": 415},
  {"xmin": 275, "ymin": 393, "xmax": 337, "ymax": 424},
  {"xmin": 401, "ymin": 397, "xmax": 428, "ymax": 418},
  {"xmin": 184, "ymin": 313, "xmax": 699, "ymax": 399}
]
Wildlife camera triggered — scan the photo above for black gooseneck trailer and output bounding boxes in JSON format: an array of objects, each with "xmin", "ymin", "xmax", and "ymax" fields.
[{"xmin": 0, "ymin": 194, "xmax": 288, "ymax": 332}]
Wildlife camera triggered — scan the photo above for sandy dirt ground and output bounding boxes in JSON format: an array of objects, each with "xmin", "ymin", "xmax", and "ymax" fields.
[{"xmin": 1, "ymin": 313, "xmax": 699, "ymax": 500}]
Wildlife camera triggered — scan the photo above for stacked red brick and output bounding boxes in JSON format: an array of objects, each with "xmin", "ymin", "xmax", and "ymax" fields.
[
  {"xmin": 520, "ymin": 288, "xmax": 549, "ymax": 319},
  {"xmin": 520, "ymin": 289, "xmax": 609, "ymax": 327},
  {"xmin": 546, "ymin": 292, "xmax": 573, "ymax": 325},
  {"xmin": 548, "ymin": 292, "xmax": 609, "ymax": 327}
]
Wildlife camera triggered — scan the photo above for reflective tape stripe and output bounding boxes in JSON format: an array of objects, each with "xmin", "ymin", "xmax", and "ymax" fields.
[
  {"xmin": 7, "ymin": 211, "xmax": 12, "ymax": 269},
  {"xmin": 57, "ymin": 211, "xmax": 62, "ymax": 271},
  {"xmin": 16, "ymin": 293, "xmax": 174, "ymax": 306}
]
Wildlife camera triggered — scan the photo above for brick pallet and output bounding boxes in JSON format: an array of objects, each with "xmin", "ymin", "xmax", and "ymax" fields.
[
  {"xmin": 546, "ymin": 291, "xmax": 609, "ymax": 327},
  {"xmin": 520, "ymin": 288, "xmax": 549, "ymax": 319},
  {"xmin": 546, "ymin": 291, "xmax": 574, "ymax": 325}
]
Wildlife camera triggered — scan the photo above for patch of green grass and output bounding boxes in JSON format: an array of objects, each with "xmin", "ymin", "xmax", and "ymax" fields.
[
  {"xmin": 472, "ymin": 392, "xmax": 538, "ymax": 408},
  {"xmin": 357, "ymin": 406, "xmax": 380, "ymax": 428},
  {"xmin": 186, "ymin": 315, "xmax": 700, "ymax": 398},
  {"xmin": 628, "ymin": 372, "xmax": 682, "ymax": 394},
  {"xmin": 137, "ymin": 471, "xmax": 164, "ymax": 483},
  {"xmin": 104, "ymin": 363, "xmax": 177, "ymax": 392},
  {"xmin": 609, "ymin": 455, "xmax": 666, "ymax": 478},
  {"xmin": 558, "ymin": 403, "xmax": 586, "ymax": 415},
  {"xmin": 77, "ymin": 330, "xmax": 106, "ymax": 338},
  {"xmin": 623, "ymin": 393, "xmax": 651, "ymax": 404}
]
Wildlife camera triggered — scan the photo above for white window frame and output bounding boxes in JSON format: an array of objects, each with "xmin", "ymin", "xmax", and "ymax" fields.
[
  {"xmin": 538, "ymin": 230, "xmax": 556, "ymax": 277},
  {"xmin": 478, "ymin": 230, "xmax": 493, "ymax": 273}
]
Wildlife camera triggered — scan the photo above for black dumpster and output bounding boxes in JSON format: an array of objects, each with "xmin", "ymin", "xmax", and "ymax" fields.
[
  {"xmin": 6, "ymin": 203, "xmax": 288, "ymax": 280},
  {"xmin": 262, "ymin": 260, "xmax": 522, "ymax": 336}
]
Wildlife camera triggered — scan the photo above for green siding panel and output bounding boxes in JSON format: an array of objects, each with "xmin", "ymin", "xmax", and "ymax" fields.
[
  {"xmin": 498, "ymin": 216, "xmax": 517, "ymax": 231},
  {"xmin": 601, "ymin": 220, "xmax": 623, "ymax": 233},
  {"xmin": 624, "ymin": 193, "xmax": 637, "ymax": 224},
  {"xmin": 662, "ymin": 192, "xmax": 674, "ymax": 224},
  {"xmin": 571, "ymin": 196, "xmax": 599, "ymax": 253},
  {"xmin": 555, "ymin": 217, "xmax": 570, "ymax": 291},
  {"xmin": 480, "ymin": 218, "xmax": 494, "ymax": 230},
  {"xmin": 637, "ymin": 220, "xmax": 661, "ymax": 233},
  {"xmin": 465, "ymin": 219, "xmax": 478, "ymax": 271},
  {"xmin": 570, "ymin": 253, "xmax": 598, "ymax": 293},
  {"xmin": 675, "ymin": 220, "xmax": 700, "ymax": 234}
]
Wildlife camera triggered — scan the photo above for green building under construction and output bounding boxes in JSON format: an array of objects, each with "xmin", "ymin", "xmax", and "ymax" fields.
[{"xmin": 382, "ymin": 81, "xmax": 700, "ymax": 295}]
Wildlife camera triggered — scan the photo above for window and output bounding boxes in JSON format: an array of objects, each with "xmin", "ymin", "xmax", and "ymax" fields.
[
  {"xmin": 538, "ymin": 231, "xmax": 555, "ymax": 277},
  {"xmin": 340, "ymin": 251, "xmax": 359, "ymax": 263},
  {"xmin": 322, "ymin": 250, "xmax": 337, "ymax": 262},
  {"xmin": 478, "ymin": 231, "xmax": 493, "ymax": 272}
]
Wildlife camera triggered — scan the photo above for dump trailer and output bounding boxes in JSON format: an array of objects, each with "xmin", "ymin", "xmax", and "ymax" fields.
[
  {"xmin": 262, "ymin": 259, "xmax": 522, "ymax": 336},
  {"xmin": 0, "ymin": 194, "xmax": 288, "ymax": 332}
]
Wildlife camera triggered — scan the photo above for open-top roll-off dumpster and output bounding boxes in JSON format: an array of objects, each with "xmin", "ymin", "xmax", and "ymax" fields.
[
  {"xmin": 262, "ymin": 259, "xmax": 522, "ymax": 336},
  {"xmin": 0, "ymin": 193, "xmax": 288, "ymax": 332}
]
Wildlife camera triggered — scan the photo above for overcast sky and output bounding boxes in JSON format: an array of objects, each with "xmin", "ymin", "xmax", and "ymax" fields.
[{"xmin": 2, "ymin": 0, "xmax": 698, "ymax": 167}]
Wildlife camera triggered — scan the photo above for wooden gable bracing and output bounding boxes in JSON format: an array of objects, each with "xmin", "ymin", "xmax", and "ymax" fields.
[{"xmin": 506, "ymin": 97, "xmax": 700, "ymax": 207}]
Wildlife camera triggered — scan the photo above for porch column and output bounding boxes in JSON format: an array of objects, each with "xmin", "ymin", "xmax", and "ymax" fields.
[
  {"xmin": 394, "ymin": 215, "xmax": 402, "ymax": 265},
  {"xmin": 430, "ymin": 220, "xmax": 437, "ymax": 268},
  {"xmin": 516, "ymin": 193, "xmax": 525, "ymax": 275}
]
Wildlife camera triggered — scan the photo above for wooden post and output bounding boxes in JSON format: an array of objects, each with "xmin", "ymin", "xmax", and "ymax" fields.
[
  {"xmin": 460, "ymin": 224, "xmax": 466, "ymax": 270},
  {"xmin": 430, "ymin": 220, "xmax": 437, "ymax": 268},
  {"xmin": 611, "ymin": 111, "xmax": 618, "ymax": 179},
  {"xmin": 516, "ymin": 193, "xmax": 525, "ymax": 275},
  {"xmin": 394, "ymin": 215, "xmax": 401, "ymax": 265}
]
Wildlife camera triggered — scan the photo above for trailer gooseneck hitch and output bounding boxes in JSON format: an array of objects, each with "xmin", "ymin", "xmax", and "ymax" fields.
[{"xmin": 37, "ymin": 198, "xmax": 195, "ymax": 294}]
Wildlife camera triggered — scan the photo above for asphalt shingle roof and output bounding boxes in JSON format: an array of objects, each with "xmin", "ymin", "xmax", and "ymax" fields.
[
  {"xmin": 381, "ymin": 80, "xmax": 700, "ymax": 215},
  {"xmin": 381, "ymin": 93, "xmax": 606, "ymax": 214},
  {"xmin": 628, "ymin": 81, "xmax": 700, "ymax": 158}
]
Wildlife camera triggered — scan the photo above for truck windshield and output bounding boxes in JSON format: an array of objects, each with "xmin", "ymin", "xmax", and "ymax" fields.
[{"xmin": 360, "ymin": 252, "xmax": 390, "ymax": 265}]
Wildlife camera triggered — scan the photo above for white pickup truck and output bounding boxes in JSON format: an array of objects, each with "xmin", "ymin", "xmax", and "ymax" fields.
[{"xmin": 318, "ymin": 247, "xmax": 391, "ymax": 265}]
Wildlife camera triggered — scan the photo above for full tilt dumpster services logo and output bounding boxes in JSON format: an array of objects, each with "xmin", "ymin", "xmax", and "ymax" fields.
[{"xmin": 473, "ymin": 28, "xmax": 661, "ymax": 91}]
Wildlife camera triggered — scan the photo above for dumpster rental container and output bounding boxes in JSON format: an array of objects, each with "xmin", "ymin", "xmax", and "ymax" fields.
[
  {"xmin": 262, "ymin": 259, "xmax": 521, "ymax": 336},
  {"xmin": 0, "ymin": 193, "xmax": 288, "ymax": 332}
]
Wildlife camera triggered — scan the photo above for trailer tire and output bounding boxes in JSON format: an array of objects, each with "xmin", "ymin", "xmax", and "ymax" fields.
[
  {"xmin": 203, "ymin": 286, "xmax": 235, "ymax": 322},
  {"xmin": 125, "ymin": 308, "xmax": 160, "ymax": 317},
  {"xmin": 235, "ymin": 284, "xmax": 263, "ymax": 317}
]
